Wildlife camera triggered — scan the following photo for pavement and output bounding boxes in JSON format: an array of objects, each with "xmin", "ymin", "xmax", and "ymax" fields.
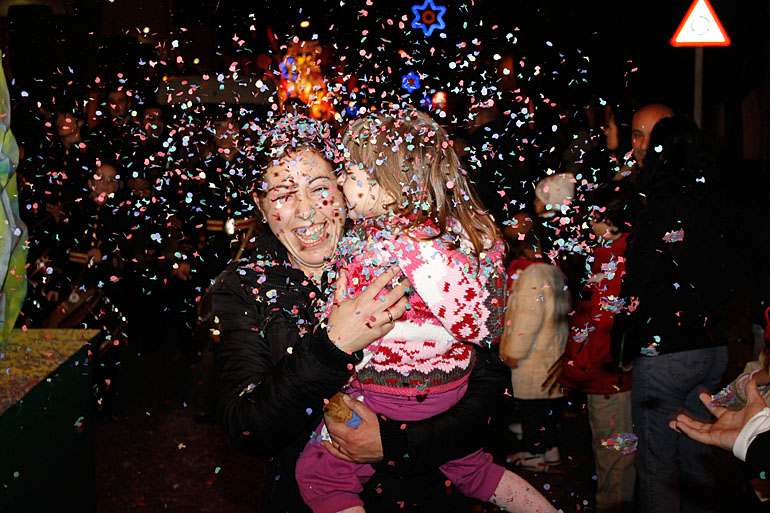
[{"xmin": 93, "ymin": 332, "xmax": 758, "ymax": 513}]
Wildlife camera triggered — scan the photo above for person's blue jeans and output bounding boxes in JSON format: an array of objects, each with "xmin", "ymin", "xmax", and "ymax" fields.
[{"xmin": 632, "ymin": 345, "xmax": 728, "ymax": 513}]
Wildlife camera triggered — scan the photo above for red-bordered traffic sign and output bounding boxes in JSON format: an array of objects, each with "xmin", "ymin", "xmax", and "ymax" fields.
[{"xmin": 671, "ymin": 0, "xmax": 730, "ymax": 47}]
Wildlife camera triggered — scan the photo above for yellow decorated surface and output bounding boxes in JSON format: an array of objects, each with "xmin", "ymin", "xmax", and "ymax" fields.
[{"xmin": 0, "ymin": 329, "xmax": 99, "ymax": 415}]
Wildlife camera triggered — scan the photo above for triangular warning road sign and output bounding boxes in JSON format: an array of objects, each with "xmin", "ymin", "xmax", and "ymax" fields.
[{"xmin": 671, "ymin": 0, "xmax": 730, "ymax": 47}]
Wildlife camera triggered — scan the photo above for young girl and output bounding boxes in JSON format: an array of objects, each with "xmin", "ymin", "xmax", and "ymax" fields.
[
  {"xmin": 295, "ymin": 109, "xmax": 557, "ymax": 513},
  {"xmin": 500, "ymin": 203, "xmax": 570, "ymax": 472}
]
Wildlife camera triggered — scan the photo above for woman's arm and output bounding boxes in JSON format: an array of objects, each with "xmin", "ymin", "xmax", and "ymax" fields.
[
  {"xmin": 213, "ymin": 266, "xmax": 409, "ymax": 457},
  {"xmin": 376, "ymin": 345, "xmax": 510, "ymax": 475},
  {"xmin": 212, "ymin": 271, "xmax": 356, "ymax": 457},
  {"xmin": 323, "ymin": 344, "xmax": 510, "ymax": 474}
]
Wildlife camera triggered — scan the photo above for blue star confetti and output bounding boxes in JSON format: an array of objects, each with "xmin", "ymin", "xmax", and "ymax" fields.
[
  {"xmin": 401, "ymin": 71, "xmax": 422, "ymax": 92},
  {"xmin": 411, "ymin": 0, "xmax": 447, "ymax": 37}
]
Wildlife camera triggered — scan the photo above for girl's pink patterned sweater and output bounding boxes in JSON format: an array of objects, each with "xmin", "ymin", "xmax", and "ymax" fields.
[{"xmin": 322, "ymin": 215, "xmax": 505, "ymax": 397}]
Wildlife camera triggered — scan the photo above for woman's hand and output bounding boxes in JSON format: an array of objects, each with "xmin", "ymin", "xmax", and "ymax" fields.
[
  {"xmin": 327, "ymin": 266, "xmax": 408, "ymax": 354},
  {"xmin": 669, "ymin": 379, "xmax": 768, "ymax": 451},
  {"xmin": 322, "ymin": 394, "xmax": 383, "ymax": 463}
]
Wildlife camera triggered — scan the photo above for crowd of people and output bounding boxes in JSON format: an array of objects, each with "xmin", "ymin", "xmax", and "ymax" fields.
[
  {"xmin": 12, "ymin": 70, "xmax": 770, "ymax": 512},
  {"xmin": 16, "ymin": 84, "xmax": 265, "ymax": 405}
]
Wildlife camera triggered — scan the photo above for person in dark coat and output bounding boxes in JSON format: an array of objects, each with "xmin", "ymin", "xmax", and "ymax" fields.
[
  {"xmin": 611, "ymin": 116, "xmax": 736, "ymax": 513},
  {"xmin": 211, "ymin": 116, "xmax": 511, "ymax": 513}
]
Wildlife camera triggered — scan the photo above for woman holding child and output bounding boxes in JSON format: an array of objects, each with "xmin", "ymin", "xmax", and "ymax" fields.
[{"xmin": 211, "ymin": 114, "xmax": 544, "ymax": 512}]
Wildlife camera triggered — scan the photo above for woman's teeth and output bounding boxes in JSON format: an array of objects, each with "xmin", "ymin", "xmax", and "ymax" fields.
[{"xmin": 294, "ymin": 222, "xmax": 326, "ymax": 244}]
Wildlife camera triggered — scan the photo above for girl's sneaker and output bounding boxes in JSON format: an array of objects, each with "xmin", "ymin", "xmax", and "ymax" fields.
[
  {"xmin": 506, "ymin": 451, "xmax": 547, "ymax": 471},
  {"xmin": 507, "ymin": 422, "xmax": 523, "ymax": 440},
  {"xmin": 544, "ymin": 446, "xmax": 561, "ymax": 466}
]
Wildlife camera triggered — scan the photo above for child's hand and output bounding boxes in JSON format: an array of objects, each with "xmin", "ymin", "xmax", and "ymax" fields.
[
  {"xmin": 752, "ymin": 368, "xmax": 770, "ymax": 387},
  {"xmin": 45, "ymin": 290, "xmax": 60, "ymax": 304}
]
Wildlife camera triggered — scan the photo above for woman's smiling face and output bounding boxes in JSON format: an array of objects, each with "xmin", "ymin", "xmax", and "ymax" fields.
[{"xmin": 256, "ymin": 149, "xmax": 346, "ymax": 278}]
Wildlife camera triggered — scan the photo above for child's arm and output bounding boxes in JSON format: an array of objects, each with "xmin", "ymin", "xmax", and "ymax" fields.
[
  {"xmin": 499, "ymin": 266, "xmax": 547, "ymax": 367},
  {"xmin": 731, "ymin": 360, "xmax": 769, "ymax": 409},
  {"xmin": 393, "ymin": 233, "xmax": 505, "ymax": 346}
]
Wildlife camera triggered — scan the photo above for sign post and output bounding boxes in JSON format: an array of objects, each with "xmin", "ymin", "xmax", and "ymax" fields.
[{"xmin": 671, "ymin": 0, "xmax": 730, "ymax": 127}]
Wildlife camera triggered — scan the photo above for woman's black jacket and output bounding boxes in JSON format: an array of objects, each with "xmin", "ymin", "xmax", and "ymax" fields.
[{"xmin": 211, "ymin": 231, "xmax": 510, "ymax": 512}]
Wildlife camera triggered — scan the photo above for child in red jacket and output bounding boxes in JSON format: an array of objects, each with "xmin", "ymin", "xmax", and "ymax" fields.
[{"xmin": 559, "ymin": 183, "xmax": 640, "ymax": 513}]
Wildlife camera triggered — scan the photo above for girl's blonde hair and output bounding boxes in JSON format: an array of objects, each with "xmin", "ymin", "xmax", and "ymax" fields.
[{"xmin": 342, "ymin": 107, "xmax": 501, "ymax": 258}]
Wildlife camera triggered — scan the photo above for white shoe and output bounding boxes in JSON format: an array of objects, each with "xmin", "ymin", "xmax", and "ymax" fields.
[
  {"xmin": 507, "ymin": 422, "xmax": 523, "ymax": 440},
  {"xmin": 544, "ymin": 446, "xmax": 561, "ymax": 465},
  {"xmin": 506, "ymin": 451, "xmax": 547, "ymax": 471}
]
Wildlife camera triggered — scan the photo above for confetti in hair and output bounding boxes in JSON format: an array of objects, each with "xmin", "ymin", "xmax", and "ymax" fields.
[{"xmin": 251, "ymin": 115, "xmax": 344, "ymax": 194}]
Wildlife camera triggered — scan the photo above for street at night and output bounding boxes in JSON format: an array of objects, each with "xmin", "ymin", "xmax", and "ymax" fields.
[{"xmin": 1, "ymin": 0, "xmax": 769, "ymax": 512}]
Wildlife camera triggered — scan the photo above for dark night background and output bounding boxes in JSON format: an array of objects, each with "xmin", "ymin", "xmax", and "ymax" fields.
[
  {"xmin": 2, "ymin": 0, "xmax": 768, "ymax": 162},
  {"xmin": 1, "ymin": 1, "xmax": 768, "ymax": 512}
]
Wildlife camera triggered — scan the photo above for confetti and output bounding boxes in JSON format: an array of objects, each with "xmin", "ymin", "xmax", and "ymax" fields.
[
  {"xmin": 602, "ymin": 433, "xmax": 638, "ymax": 455},
  {"xmin": 663, "ymin": 229, "xmax": 684, "ymax": 243}
]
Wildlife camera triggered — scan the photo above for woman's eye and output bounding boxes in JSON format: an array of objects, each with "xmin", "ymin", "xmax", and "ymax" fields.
[
  {"xmin": 313, "ymin": 186, "xmax": 329, "ymax": 195},
  {"xmin": 274, "ymin": 192, "xmax": 294, "ymax": 203}
]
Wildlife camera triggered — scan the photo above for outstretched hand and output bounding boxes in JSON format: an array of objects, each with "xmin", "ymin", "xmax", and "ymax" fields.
[
  {"xmin": 669, "ymin": 379, "xmax": 768, "ymax": 451},
  {"xmin": 322, "ymin": 394, "xmax": 384, "ymax": 463},
  {"xmin": 327, "ymin": 266, "xmax": 408, "ymax": 354}
]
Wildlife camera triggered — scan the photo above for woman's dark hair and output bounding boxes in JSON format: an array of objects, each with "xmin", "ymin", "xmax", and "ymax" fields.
[
  {"xmin": 249, "ymin": 115, "xmax": 343, "ymax": 196},
  {"xmin": 608, "ymin": 102, "xmax": 632, "ymax": 156},
  {"xmin": 589, "ymin": 182, "xmax": 641, "ymax": 234},
  {"xmin": 141, "ymin": 100, "xmax": 165, "ymax": 116},
  {"xmin": 91, "ymin": 153, "xmax": 122, "ymax": 174},
  {"xmin": 53, "ymin": 103, "xmax": 85, "ymax": 122},
  {"xmin": 640, "ymin": 116, "xmax": 704, "ymax": 193}
]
